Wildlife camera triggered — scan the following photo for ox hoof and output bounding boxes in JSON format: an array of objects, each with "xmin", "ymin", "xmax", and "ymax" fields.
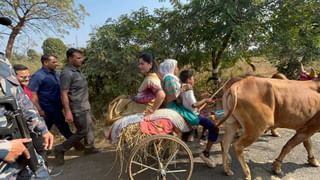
[
  {"xmin": 225, "ymin": 170, "xmax": 234, "ymax": 176},
  {"xmin": 272, "ymin": 161, "xmax": 283, "ymax": 175},
  {"xmin": 308, "ymin": 157, "xmax": 320, "ymax": 167},
  {"xmin": 224, "ymin": 162, "xmax": 234, "ymax": 176},
  {"xmin": 244, "ymin": 175, "xmax": 251, "ymax": 180}
]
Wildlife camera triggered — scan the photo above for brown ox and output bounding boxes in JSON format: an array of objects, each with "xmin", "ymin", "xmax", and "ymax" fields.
[{"xmin": 221, "ymin": 76, "xmax": 320, "ymax": 180}]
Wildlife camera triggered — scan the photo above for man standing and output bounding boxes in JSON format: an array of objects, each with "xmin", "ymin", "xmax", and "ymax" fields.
[
  {"xmin": 54, "ymin": 48, "xmax": 99, "ymax": 165},
  {"xmin": 14, "ymin": 64, "xmax": 47, "ymax": 159},
  {"xmin": 29, "ymin": 55, "xmax": 73, "ymax": 140}
]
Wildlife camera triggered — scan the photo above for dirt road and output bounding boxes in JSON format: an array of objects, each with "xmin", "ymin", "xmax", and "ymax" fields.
[{"xmin": 52, "ymin": 129, "xmax": 320, "ymax": 180}]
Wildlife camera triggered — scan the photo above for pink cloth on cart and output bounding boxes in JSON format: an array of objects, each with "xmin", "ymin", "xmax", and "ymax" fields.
[{"xmin": 140, "ymin": 119, "xmax": 174, "ymax": 135}]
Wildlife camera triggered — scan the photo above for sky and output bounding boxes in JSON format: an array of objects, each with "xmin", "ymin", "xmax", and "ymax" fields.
[
  {"xmin": 64, "ymin": 0, "xmax": 174, "ymax": 49},
  {"xmin": 0, "ymin": 0, "xmax": 179, "ymax": 54}
]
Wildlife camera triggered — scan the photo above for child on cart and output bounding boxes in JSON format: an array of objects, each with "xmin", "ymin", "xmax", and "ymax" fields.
[{"xmin": 179, "ymin": 69, "xmax": 219, "ymax": 168}]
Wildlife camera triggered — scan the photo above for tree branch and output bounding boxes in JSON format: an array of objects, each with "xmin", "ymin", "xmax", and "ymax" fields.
[
  {"xmin": 4, "ymin": 0, "xmax": 21, "ymax": 19},
  {"xmin": 215, "ymin": 30, "xmax": 233, "ymax": 63}
]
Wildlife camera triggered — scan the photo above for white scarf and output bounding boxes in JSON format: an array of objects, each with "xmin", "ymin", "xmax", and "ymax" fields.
[
  {"xmin": 159, "ymin": 59, "xmax": 180, "ymax": 83},
  {"xmin": 159, "ymin": 59, "xmax": 181, "ymax": 97}
]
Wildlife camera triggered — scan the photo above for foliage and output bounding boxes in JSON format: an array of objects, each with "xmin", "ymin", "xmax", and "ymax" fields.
[
  {"xmin": 157, "ymin": 0, "xmax": 268, "ymax": 80},
  {"xmin": 11, "ymin": 53, "xmax": 42, "ymax": 73},
  {"xmin": 85, "ymin": 0, "xmax": 320, "ymax": 116},
  {"xmin": 27, "ymin": 49, "xmax": 40, "ymax": 60},
  {"xmin": 0, "ymin": 0, "xmax": 88, "ymax": 59},
  {"xmin": 258, "ymin": 0, "xmax": 320, "ymax": 79},
  {"xmin": 84, "ymin": 8, "xmax": 161, "ymax": 115},
  {"xmin": 160, "ymin": 0, "xmax": 320, "ymax": 79},
  {"xmin": 42, "ymin": 37, "xmax": 67, "ymax": 61}
]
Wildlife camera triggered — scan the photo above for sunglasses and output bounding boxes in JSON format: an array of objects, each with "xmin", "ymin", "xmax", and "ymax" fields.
[{"xmin": 18, "ymin": 76, "xmax": 30, "ymax": 81}]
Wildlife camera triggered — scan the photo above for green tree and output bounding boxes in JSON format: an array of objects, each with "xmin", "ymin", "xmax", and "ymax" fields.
[
  {"xmin": 42, "ymin": 38, "xmax": 67, "ymax": 61},
  {"xmin": 84, "ymin": 8, "xmax": 164, "ymax": 114},
  {"xmin": 160, "ymin": 0, "xmax": 267, "ymax": 80},
  {"xmin": 11, "ymin": 52, "xmax": 27, "ymax": 61},
  {"xmin": 161, "ymin": 0, "xmax": 320, "ymax": 79},
  {"xmin": 0, "ymin": 0, "xmax": 88, "ymax": 60},
  {"xmin": 258, "ymin": 0, "xmax": 320, "ymax": 79},
  {"xmin": 85, "ymin": 0, "xmax": 320, "ymax": 115},
  {"xmin": 27, "ymin": 48, "xmax": 40, "ymax": 60}
]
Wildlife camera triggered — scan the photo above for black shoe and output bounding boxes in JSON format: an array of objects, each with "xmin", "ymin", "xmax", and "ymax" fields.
[
  {"xmin": 84, "ymin": 147, "xmax": 100, "ymax": 155},
  {"xmin": 54, "ymin": 149, "xmax": 65, "ymax": 166},
  {"xmin": 200, "ymin": 135, "xmax": 207, "ymax": 141},
  {"xmin": 73, "ymin": 142, "xmax": 85, "ymax": 151},
  {"xmin": 46, "ymin": 149, "xmax": 52, "ymax": 155}
]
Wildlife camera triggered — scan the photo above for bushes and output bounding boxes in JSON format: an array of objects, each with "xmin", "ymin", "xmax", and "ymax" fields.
[{"xmin": 11, "ymin": 54, "xmax": 41, "ymax": 73}]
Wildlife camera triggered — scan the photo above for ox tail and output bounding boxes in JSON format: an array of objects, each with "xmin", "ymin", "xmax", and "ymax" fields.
[{"xmin": 216, "ymin": 86, "xmax": 238, "ymax": 127}]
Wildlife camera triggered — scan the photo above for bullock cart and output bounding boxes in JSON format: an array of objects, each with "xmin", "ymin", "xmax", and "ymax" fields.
[
  {"xmin": 109, "ymin": 109, "xmax": 194, "ymax": 180},
  {"xmin": 108, "ymin": 80, "xmax": 231, "ymax": 180}
]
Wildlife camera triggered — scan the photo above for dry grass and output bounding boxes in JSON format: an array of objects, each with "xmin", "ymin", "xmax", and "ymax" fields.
[
  {"xmin": 222, "ymin": 57, "xmax": 277, "ymax": 78},
  {"xmin": 192, "ymin": 57, "xmax": 277, "ymax": 100}
]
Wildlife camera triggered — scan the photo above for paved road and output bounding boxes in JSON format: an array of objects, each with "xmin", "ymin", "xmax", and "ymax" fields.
[{"xmin": 52, "ymin": 129, "xmax": 320, "ymax": 180}]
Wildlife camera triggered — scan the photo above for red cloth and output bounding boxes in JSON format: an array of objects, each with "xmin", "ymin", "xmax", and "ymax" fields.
[
  {"xmin": 299, "ymin": 72, "xmax": 313, "ymax": 81},
  {"xmin": 22, "ymin": 85, "xmax": 33, "ymax": 99},
  {"xmin": 140, "ymin": 118, "xmax": 174, "ymax": 135}
]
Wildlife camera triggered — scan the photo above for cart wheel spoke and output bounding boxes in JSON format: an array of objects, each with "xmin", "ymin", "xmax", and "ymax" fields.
[
  {"xmin": 128, "ymin": 135, "xmax": 193, "ymax": 180},
  {"xmin": 162, "ymin": 175, "xmax": 166, "ymax": 180},
  {"xmin": 167, "ymin": 169, "xmax": 188, "ymax": 173},
  {"xmin": 164, "ymin": 149, "xmax": 179, "ymax": 169},
  {"xmin": 131, "ymin": 161, "xmax": 158, "ymax": 171},
  {"xmin": 166, "ymin": 168, "xmax": 180, "ymax": 180},
  {"xmin": 132, "ymin": 162, "xmax": 158, "ymax": 176},
  {"xmin": 153, "ymin": 141, "xmax": 162, "ymax": 166},
  {"xmin": 141, "ymin": 150, "xmax": 159, "ymax": 162}
]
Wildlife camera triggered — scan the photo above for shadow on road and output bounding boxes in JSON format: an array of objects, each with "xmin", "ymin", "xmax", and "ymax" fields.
[{"xmin": 51, "ymin": 129, "xmax": 320, "ymax": 180}]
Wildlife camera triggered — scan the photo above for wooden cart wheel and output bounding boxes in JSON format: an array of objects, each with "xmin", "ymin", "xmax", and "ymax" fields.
[{"xmin": 128, "ymin": 135, "xmax": 194, "ymax": 180}]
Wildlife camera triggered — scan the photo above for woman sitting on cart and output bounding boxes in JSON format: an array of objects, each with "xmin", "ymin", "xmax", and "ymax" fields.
[
  {"xmin": 106, "ymin": 53, "xmax": 165, "ymax": 126},
  {"xmin": 133, "ymin": 52, "xmax": 166, "ymax": 114},
  {"xmin": 159, "ymin": 59, "xmax": 217, "ymax": 168}
]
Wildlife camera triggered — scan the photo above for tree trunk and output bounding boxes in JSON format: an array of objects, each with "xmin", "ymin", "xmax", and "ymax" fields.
[
  {"xmin": 5, "ymin": 22, "xmax": 24, "ymax": 60},
  {"xmin": 210, "ymin": 30, "xmax": 233, "ymax": 81},
  {"xmin": 211, "ymin": 51, "xmax": 220, "ymax": 81}
]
